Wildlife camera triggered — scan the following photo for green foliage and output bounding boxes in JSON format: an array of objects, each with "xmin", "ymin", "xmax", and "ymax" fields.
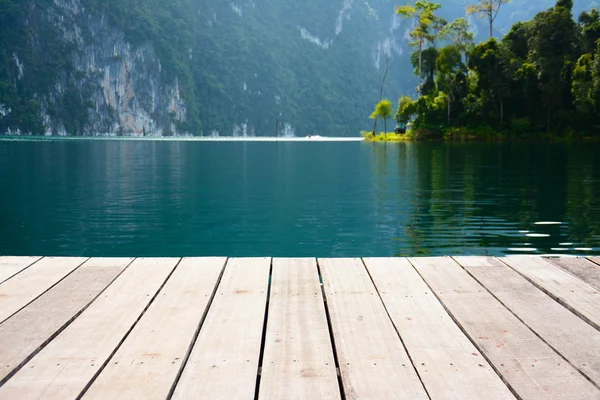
[
  {"xmin": 396, "ymin": 95, "xmax": 417, "ymax": 123},
  {"xmin": 440, "ymin": 18, "xmax": 475, "ymax": 62},
  {"xmin": 370, "ymin": 99, "xmax": 394, "ymax": 120},
  {"xmin": 0, "ymin": 0, "xmax": 74, "ymax": 134},
  {"xmin": 370, "ymin": 99, "xmax": 394, "ymax": 135},
  {"xmin": 579, "ymin": 9, "xmax": 600, "ymax": 53},
  {"xmin": 393, "ymin": 0, "xmax": 600, "ymax": 139},
  {"xmin": 436, "ymin": 45, "xmax": 467, "ymax": 123},
  {"xmin": 362, "ymin": 131, "xmax": 413, "ymax": 141},
  {"xmin": 396, "ymin": 1, "xmax": 444, "ymax": 92}
]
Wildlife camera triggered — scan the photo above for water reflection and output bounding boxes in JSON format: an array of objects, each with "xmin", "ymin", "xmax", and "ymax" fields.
[
  {"xmin": 0, "ymin": 140, "xmax": 599, "ymax": 257},
  {"xmin": 369, "ymin": 142, "xmax": 600, "ymax": 256}
]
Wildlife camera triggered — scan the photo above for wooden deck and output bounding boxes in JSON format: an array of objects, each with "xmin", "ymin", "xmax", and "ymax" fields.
[{"xmin": 1, "ymin": 256, "xmax": 600, "ymax": 399}]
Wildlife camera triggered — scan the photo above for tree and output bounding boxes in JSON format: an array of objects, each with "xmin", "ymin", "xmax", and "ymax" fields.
[
  {"xmin": 436, "ymin": 45, "xmax": 467, "ymax": 123},
  {"xmin": 469, "ymin": 39, "xmax": 511, "ymax": 124},
  {"xmin": 372, "ymin": 54, "xmax": 389, "ymax": 134},
  {"xmin": 411, "ymin": 48, "xmax": 440, "ymax": 95},
  {"xmin": 593, "ymin": 45, "xmax": 600, "ymax": 126},
  {"xmin": 467, "ymin": 0, "xmax": 511, "ymax": 38},
  {"xmin": 528, "ymin": 1, "xmax": 577, "ymax": 131},
  {"xmin": 502, "ymin": 21, "xmax": 533, "ymax": 60},
  {"xmin": 370, "ymin": 99, "xmax": 394, "ymax": 136},
  {"xmin": 396, "ymin": 95, "xmax": 417, "ymax": 124},
  {"xmin": 579, "ymin": 9, "xmax": 600, "ymax": 53},
  {"xmin": 440, "ymin": 18, "xmax": 475, "ymax": 64},
  {"xmin": 572, "ymin": 53, "xmax": 595, "ymax": 130},
  {"xmin": 396, "ymin": 1, "xmax": 442, "ymax": 93}
]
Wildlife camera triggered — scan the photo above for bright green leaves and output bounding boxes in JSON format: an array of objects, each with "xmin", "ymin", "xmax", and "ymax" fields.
[
  {"xmin": 370, "ymin": 99, "xmax": 394, "ymax": 120},
  {"xmin": 370, "ymin": 99, "xmax": 394, "ymax": 134},
  {"xmin": 396, "ymin": 96, "xmax": 417, "ymax": 124}
]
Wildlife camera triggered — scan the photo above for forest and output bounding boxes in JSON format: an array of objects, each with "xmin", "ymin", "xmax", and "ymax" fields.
[
  {"xmin": 387, "ymin": 0, "xmax": 600, "ymax": 139},
  {"xmin": 1, "ymin": 0, "xmax": 599, "ymax": 136}
]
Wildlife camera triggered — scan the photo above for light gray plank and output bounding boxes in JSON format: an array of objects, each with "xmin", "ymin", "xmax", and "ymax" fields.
[
  {"xmin": 365, "ymin": 257, "xmax": 515, "ymax": 400},
  {"xmin": 456, "ymin": 256, "xmax": 600, "ymax": 387},
  {"xmin": 318, "ymin": 258, "xmax": 428, "ymax": 400},
  {"xmin": 588, "ymin": 257, "xmax": 600, "ymax": 266},
  {"xmin": 172, "ymin": 258, "xmax": 271, "ymax": 400},
  {"xmin": 502, "ymin": 256, "xmax": 600, "ymax": 330},
  {"xmin": 259, "ymin": 258, "xmax": 340, "ymax": 399},
  {"xmin": 0, "ymin": 258, "xmax": 179, "ymax": 400},
  {"xmin": 411, "ymin": 256, "xmax": 600, "ymax": 400},
  {"xmin": 0, "ymin": 257, "xmax": 88, "ymax": 323},
  {"xmin": 544, "ymin": 257, "xmax": 600, "ymax": 291},
  {"xmin": 0, "ymin": 257, "xmax": 41, "ymax": 283},
  {"xmin": 0, "ymin": 258, "xmax": 132, "ymax": 384},
  {"xmin": 83, "ymin": 257, "xmax": 225, "ymax": 400}
]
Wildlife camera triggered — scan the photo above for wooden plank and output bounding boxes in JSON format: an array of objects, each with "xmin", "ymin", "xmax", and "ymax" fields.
[
  {"xmin": 0, "ymin": 256, "xmax": 41, "ymax": 283},
  {"xmin": 82, "ymin": 257, "xmax": 226, "ymax": 400},
  {"xmin": 258, "ymin": 258, "xmax": 340, "ymax": 400},
  {"xmin": 0, "ymin": 257, "xmax": 88, "ymax": 323},
  {"xmin": 502, "ymin": 256, "xmax": 600, "ymax": 330},
  {"xmin": 589, "ymin": 257, "xmax": 600, "ymax": 266},
  {"xmin": 410, "ymin": 256, "xmax": 600, "ymax": 400},
  {"xmin": 0, "ymin": 258, "xmax": 132, "ymax": 384},
  {"xmin": 365, "ymin": 257, "xmax": 515, "ymax": 400},
  {"xmin": 544, "ymin": 257, "xmax": 600, "ymax": 291},
  {"xmin": 456, "ymin": 256, "xmax": 600, "ymax": 387},
  {"xmin": 0, "ymin": 258, "xmax": 179, "ymax": 400},
  {"xmin": 318, "ymin": 258, "xmax": 428, "ymax": 400},
  {"xmin": 172, "ymin": 257, "xmax": 271, "ymax": 400}
]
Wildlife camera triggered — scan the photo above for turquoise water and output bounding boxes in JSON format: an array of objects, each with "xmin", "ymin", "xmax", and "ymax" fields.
[{"xmin": 1, "ymin": 139, "xmax": 599, "ymax": 257}]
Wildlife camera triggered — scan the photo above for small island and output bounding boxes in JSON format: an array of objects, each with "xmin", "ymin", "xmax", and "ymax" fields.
[{"xmin": 365, "ymin": 0, "xmax": 600, "ymax": 142}]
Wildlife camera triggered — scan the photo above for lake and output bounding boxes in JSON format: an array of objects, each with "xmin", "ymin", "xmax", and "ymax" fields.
[{"xmin": 1, "ymin": 138, "xmax": 599, "ymax": 257}]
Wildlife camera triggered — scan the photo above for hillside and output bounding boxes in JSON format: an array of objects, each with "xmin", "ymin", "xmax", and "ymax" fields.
[{"xmin": 0, "ymin": 0, "xmax": 597, "ymax": 136}]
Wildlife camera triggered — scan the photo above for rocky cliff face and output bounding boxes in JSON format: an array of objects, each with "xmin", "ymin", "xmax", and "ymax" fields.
[
  {"xmin": 51, "ymin": 0, "xmax": 188, "ymax": 136},
  {"xmin": 2, "ymin": 0, "xmax": 187, "ymax": 136}
]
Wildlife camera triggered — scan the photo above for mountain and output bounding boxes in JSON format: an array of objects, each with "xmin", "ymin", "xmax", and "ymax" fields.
[{"xmin": 0, "ymin": 0, "xmax": 597, "ymax": 136}]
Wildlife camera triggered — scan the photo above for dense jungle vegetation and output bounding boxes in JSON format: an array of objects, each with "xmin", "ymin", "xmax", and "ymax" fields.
[{"xmin": 388, "ymin": 0, "xmax": 600, "ymax": 139}]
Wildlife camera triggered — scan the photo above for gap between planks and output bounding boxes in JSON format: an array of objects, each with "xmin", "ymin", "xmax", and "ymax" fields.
[
  {"xmin": 410, "ymin": 256, "xmax": 600, "ymax": 399},
  {"xmin": 0, "ymin": 258, "xmax": 134, "ymax": 385},
  {"xmin": 454, "ymin": 256, "xmax": 600, "ymax": 390}
]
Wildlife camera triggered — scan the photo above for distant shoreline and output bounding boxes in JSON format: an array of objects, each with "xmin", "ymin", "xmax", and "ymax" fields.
[{"xmin": 0, "ymin": 136, "xmax": 364, "ymax": 142}]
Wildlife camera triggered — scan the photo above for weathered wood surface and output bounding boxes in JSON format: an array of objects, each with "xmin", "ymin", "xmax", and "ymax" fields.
[
  {"xmin": 83, "ymin": 257, "xmax": 225, "ymax": 400},
  {"xmin": 259, "ymin": 258, "xmax": 340, "ymax": 399},
  {"xmin": 411, "ymin": 257, "xmax": 600, "ymax": 399},
  {"xmin": 365, "ymin": 257, "xmax": 516, "ymax": 400},
  {"xmin": 0, "ymin": 257, "xmax": 87, "ymax": 323},
  {"xmin": 0, "ymin": 256, "xmax": 41, "ymax": 283},
  {"xmin": 172, "ymin": 258, "xmax": 271, "ymax": 400},
  {"xmin": 544, "ymin": 257, "xmax": 600, "ymax": 291},
  {"xmin": 588, "ymin": 257, "xmax": 600, "ymax": 267},
  {"xmin": 0, "ymin": 258, "xmax": 132, "ymax": 384},
  {"xmin": 502, "ymin": 256, "xmax": 600, "ymax": 331},
  {"xmin": 319, "ymin": 258, "xmax": 428, "ymax": 400},
  {"xmin": 1, "ymin": 255, "xmax": 599, "ymax": 399},
  {"xmin": 0, "ymin": 258, "xmax": 178, "ymax": 400},
  {"xmin": 456, "ymin": 256, "xmax": 600, "ymax": 387}
]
